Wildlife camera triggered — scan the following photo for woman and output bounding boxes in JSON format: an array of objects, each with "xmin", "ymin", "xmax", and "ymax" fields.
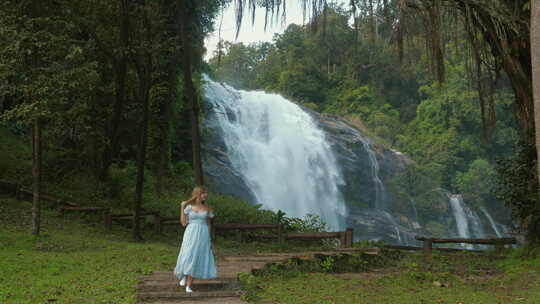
[{"xmin": 173, "ymin": 186, "xmax": 217, "ymax": 293}]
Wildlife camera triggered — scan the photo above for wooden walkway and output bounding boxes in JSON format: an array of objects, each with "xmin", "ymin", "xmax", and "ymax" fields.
[{"xmin": 136, "ymin": 248, "xmax": 379, "ymax": 304}]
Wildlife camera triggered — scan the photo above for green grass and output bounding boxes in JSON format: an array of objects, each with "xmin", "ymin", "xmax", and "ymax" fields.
[
  {"xmin": 245, "ymin": 250, "xmax": 540, "ymax": 304},
  {"xmin": 0, "ymin": 197, "xmax": 178, "ymax": 304},
  {"xmin": 0, "ymin": 196, "xmax": 347, "ymax": 304},
  {"xmin": 3, "ymin": 197, "xmax": 540, "ymax": 304}
]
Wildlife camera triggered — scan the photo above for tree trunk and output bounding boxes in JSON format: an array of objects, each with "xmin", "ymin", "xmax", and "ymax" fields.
[
  {"xmin": 154, "ymin": 0, "xmax": 179, "ymax": 196},
  {"xmin": 156, "ymin": 98, "xmax": 172, "ymax": 196},
  {"xmin": 532, "ymin": 0, "xmax": 540, "ymax": 188},
  {"xmin": 133, "ymin": 73, "xmax": 149, "ymax": 241},
  {"xmin": 179, "ymin": 0, "xmax": 204, "ymax": 186},
  {"xmin": 133, "ymin": 8, "xmax": 153, "ymax": 242},
  {"xmin": 101, "ymin": 0, "xmax": 130, "ymax": 180},
  {"xmin": 31, "ymin": 119, "xmax": 42, "ymax": 235}
]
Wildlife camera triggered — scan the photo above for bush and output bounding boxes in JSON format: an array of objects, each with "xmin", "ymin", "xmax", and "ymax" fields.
[{"xmin": 494, "ymin": 140, "xmax": 540, "ymax": 245}]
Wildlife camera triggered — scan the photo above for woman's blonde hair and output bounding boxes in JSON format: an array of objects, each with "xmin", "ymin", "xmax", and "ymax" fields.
[{"xmin": 186, "ymin": 186, "xmax": 207, "ymax": 205}]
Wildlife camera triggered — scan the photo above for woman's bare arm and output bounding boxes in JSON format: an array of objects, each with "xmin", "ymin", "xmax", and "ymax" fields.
[{"xmin": 180, "ymin": 201, "xmax": 188, "ymax": 227}]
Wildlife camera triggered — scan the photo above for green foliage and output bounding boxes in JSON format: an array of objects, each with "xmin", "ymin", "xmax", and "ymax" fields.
[
  {"xmin": 280, "ymin": 213, "xmax": 329, "ymax": 233},
  {"xmin": 454, "ymin": 159, "xmax": 497, "ymax": 208},
  {"xmin": 0, "ymin": 128, "xmax": 31, "ymax": 183},
  {"xmin": 209, "ymin": 196, "xmax": 276, "ymax": 225},
  {"xmin": 494, "ymin": 140, "xmax": 540, "ymax": 244}
]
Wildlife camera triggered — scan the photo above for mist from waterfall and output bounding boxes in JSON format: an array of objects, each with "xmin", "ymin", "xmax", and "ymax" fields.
[{"xmin": 204, "ymin": 79, "xmax": 347, "ymax": 231}]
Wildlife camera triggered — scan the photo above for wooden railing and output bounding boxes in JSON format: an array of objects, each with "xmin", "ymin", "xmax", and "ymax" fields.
[
  {"xmin": 0, "ymin": 180, "xmax": 20, "ymax": 196},
  {"xmin": 2, "ymin": 179, "xmax": 354, "ymax": 248},
  {"xmin": 254, "ymin": 229, "xmax": 354, "ymax": 248},
  {"xmin": 156, "ymin": 216, "xmax": 354, "ymax": 248},
  {"xmin": 212, "ymin": 223, "xmax": 284, "ymax": 243},
  {"xmin": 415, "ymin": 236, "xmax": 517, "ymax": 253},
  {"xmin": 106, "ymin": 210, "xmax": 160, "ymax": 231}
]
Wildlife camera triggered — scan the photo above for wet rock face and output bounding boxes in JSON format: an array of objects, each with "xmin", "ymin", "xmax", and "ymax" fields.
[{"xmin": 312, "ymin": 112, "xmax": 409, "ymax": 208}]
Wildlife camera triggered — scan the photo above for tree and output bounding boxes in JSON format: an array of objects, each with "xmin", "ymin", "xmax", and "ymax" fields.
[
  {"xmin": 0, "ymin": 0, "xmax": 99, "ymax": 234},
  {"xmin": 533, "ymin": 0, "xmax": 540, "ymax": 187},
  {"xmin": 152, "ymin": 0, "xmax": 181, "ymax": 197},
  {"xmin": 99, "ymin": 0, "xmax": 131, "ymax": 180},
  {"xmin": 131, "ymin": 2, "xmax": 156, "ymax": 241},
  {"xmin": 177, "ymin": 0, "xmax": 223, "ymax": 186}
]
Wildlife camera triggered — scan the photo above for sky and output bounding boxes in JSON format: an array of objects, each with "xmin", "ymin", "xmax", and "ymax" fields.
[{"xmin": 204, "ymin": 1, "xmax": 349, "ymax": 60}]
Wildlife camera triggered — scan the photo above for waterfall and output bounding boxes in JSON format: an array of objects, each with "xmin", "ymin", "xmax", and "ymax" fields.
[
  {"xmin": 359, "ymin": 139, "xmax": 387, "ymax": 210},
  {"xmin": 410, "ymin": 197, "xmax": 420, "ymax": 229},
  {"xmin": 202, "ymin": 77, "xmax": 510, "ymax": 245},
  {"xmin": 358, "ymin": 139, "xmax": 415, "ymax": 244},
  {"xmin": 468, "ymin": 209, "xmax": 486, "ymax": 239},
  {"xmin": 204, "ymin": 79, "xmax": 347, "ymax": 231},
  {"xmin": 447, "ymin": 194, "xmax": 489, "ymax": 249},
  {"xmin": 448, "ymin": 194, "xmax": 473, "ymax": 248},
  {"xmin": 480, "ymin": 207, "xmax": 502, "ymax": 237}
]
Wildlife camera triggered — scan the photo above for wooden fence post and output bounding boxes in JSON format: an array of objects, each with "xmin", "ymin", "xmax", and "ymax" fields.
[
  {"xmin": 15, "ymin": 184, "xmax": 21, "ymax": 200},
  {"xmin": 210, "ymin": 218, "xmax": 216, "ymax": 240},
  {"xmin": 495, "ymin": 240, "xmax": 505, "ymax": 254},
  {"xmin": 277, "ymin": 223, "xmax": 283, "ymax": 244},
  {"xmin": 346, "ymin": 228, "xmax": 354, "ymax": 248},
  {"xmin": 156, "ymin": 215, "xmax": 162, "ymax": 234},
  {"xmin": 423, "ymin": 238, "xmax": 433, "ymax": 254},
  {"xmin": 16, "ymin": 186, "xmax": 21, "ymax": 201},
  {"xmin": 105, "ymin": 212, "xmax": 112, "ymax": 231},
  {"xmin": 154, "ymin": 212, "xmax": 160, "ymax": 234},
  {"xmin": 339, "ymin": 231, "xmax": 347, "ymax": 248},
  {"xmin": 103, "ymin": 208, "xmax": 110, "ymax": 230}
]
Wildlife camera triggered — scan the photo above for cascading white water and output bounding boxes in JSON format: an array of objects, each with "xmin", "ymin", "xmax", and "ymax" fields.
[
  {"xmin": 468, "ymin": 209, "xmax": 486, "ymax": 239},
  {"xmin": 448, "ymin": 194, "xmax": 472, "ymax": 240},
  {"xmin": 448, "ymin": 194, "xmax": 489, "ymax": 249},
  {"xmin": 204, "ymin": 79, "xmax": 347, "ymax": 231},
  {"xmin": 480, "ymin": 207, "xmax": 502, "ymax": 237},
  {"xmin": 359, "ymin": 140, "xmax": 387, "ymax": 210},
  {"xmin": 409, "ymin": 197, "xmax": 420, "ymax": 229},
  {"xmin": 358, "ymin": 139, "xmax": 415, "ymax": 243}
]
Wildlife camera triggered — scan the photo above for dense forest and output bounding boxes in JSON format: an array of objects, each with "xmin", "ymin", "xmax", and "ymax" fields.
[
  {"xmin": 0, "ymin": 0, "xmax": 226, "ymax": 239},
  {"xmin": 1, "ymin": 0, "xmax": 539, "ymax": 244}
]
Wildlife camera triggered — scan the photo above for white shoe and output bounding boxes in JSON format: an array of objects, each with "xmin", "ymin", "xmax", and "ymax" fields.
[
  {"xmin": 179, "ymin": 277, "xmax": 186, "ymax": 286},
  {"xmin": 186, "ymin": 286, "xmax": 193, "ymax": 293}
]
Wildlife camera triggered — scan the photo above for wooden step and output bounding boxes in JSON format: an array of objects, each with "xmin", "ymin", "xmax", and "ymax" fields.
[
  {"xmin": 141, "ymin": 273, "xmax": 240, "ymax": 282},
  {"xmin": 137, "ymin": 290, "xmax": 243, "ymax": 302},
  {"xmin": 221, "ymin": 256, "xmax": 292, "ymax": 262},
  {"xmin": 220, "ymin": 248, "xmax": 379, "ymax": 261},
  {"xmin": 137, "ymin": 297, "xmax": 247, "ymax": 304},
  {"xmin": 137, "ymin": 280, "xmax": 240, "ymax": 292}
]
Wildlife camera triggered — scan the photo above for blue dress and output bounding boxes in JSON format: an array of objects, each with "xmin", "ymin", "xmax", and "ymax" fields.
[{"xmin": 173, "ymin": 204, "xmax": 218, "ymax": 279}]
